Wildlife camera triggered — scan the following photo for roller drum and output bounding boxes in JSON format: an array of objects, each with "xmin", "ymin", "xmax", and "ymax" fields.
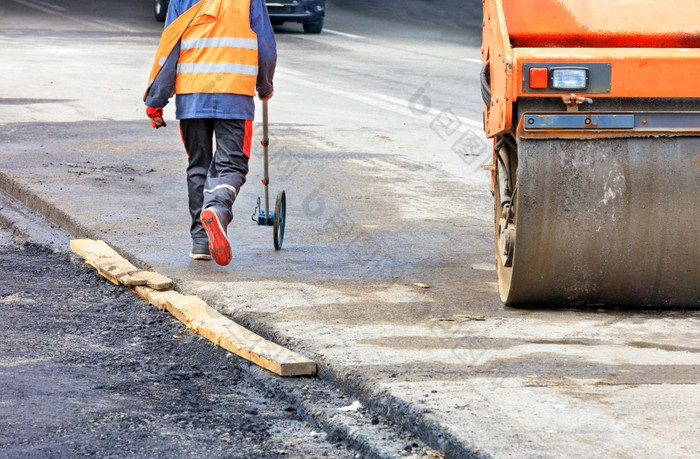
[{"xmin": 501, "ymin": 137, "xmax": 700, "ymax": 307}]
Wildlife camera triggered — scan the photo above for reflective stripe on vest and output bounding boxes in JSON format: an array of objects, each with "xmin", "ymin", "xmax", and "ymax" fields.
[
  {"xmin": 175, "ymin": 0, "xmax": 258, "ymax": 96},
  {"xmin": 180, "ymin": 36, "xmax": 258, "ymax": 50},
  {"xmin": 177, "ymin": 62, "xmax": 258, "ymax": 76}
]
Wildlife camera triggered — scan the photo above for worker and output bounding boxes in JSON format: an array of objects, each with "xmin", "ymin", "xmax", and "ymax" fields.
[{"xmin": 144, "ymin": 0, "xmax": 277, "ymax": 266}]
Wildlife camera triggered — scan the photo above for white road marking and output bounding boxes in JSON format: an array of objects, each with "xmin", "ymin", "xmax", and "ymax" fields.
[
  {"xmin": 277, "ymin": 68, "xmax": 308, "ymax": 77},
  {"xmin": 93, "ymin": 19, "xmax": 139, "ymax": 33},
  {"xmin": 9, "ymin": 0, "xmax": 65, "ymax": 16},
  {"xmin": 276, "ymin": 70, "xmax": 414, "ymax": 118},
  {"xmin": 8, "ymin": 0, "xmax": 128, "ymax": 32},
  {"xmin": 323, "ymin": 29, "xmax": 365, "ymax": 40},
  {"xmin": 369, "ymin": 92, "xmax": 483, "ymax": 128},
  {"xmin": 461, "ymin": 58, "xmax": 483, "ymax": 65},
  {"xmin": 276, "ymin": 68, "xmax": 482, "ymax": 130},
  {"xmin": 30, "ymin": 0, "xmax": 67, "ymax": 11}
]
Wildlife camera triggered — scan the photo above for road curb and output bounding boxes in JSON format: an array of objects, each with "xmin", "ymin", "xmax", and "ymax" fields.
[
  {"xmin": 0, "ymin": 170, "xmax": 91, "ymax": 240},
  {"xmin": 0, "ymin": 170, "xmax": 483, "ymax": 458},
  {"xmin": 214, "ymin": 301, "xmax": 489, "ymax": 459}
]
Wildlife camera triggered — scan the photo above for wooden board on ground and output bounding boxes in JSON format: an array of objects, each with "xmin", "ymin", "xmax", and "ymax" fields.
[
  {"xmin": 73, "ymin": 239, "xmax": 316, "ymax": 377},
  {"xmin": 164, "ymin": 295, "xmax": 317, "ymax": 377},
  {"xmin": 132, "ymin": 285, "xmax": 183, "ymax": 311},
  {"xmin": 70, "ymin": 239, "xmax": 173, "ymax": 290},
  {"xmin": 135, "ymin": 271, "xmax": 173, "ymax": 290}
]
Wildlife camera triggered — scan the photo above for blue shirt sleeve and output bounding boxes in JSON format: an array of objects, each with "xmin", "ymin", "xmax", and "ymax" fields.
[
  {"xmin": 251, "ymin": 0, "xmax": 277, "ymax": 97},
  {"xmin": 145, "ymin": 0, "xmax": 184, "ymax": 108},
  {"xmin": 164, "ymin": 0, "xmax": 182, "ymax": 27},
  {"xmin": 144, "ymin": 44, "xmax": 180, "ymax": 108}
]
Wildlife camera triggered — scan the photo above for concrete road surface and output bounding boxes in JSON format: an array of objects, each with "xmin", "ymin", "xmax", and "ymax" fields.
[{"xmin": 1, "ymin": 0, "xmax": 698, "ymax": 457}]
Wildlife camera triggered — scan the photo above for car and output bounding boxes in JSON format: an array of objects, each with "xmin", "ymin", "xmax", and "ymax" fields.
[
  {"xmin": 154, "ymin": 0, "xmax": 325, "ymax": 34},
  {"xmin": 154, "ymin": 0, "xmax": 167, "ymax": 22},
  {"xmin": 267, "ymin": 0, "xmax": 325, "ymax": 34}
]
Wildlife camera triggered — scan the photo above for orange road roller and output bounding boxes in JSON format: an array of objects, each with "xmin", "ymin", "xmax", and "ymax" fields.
[{"xmin": 481, "ymin": 0, "xmax": 700, "ymax": 306}]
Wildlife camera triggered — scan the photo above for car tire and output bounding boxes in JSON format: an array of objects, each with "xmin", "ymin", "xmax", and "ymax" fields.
[
  {"xmin": 303, "ymin": 18, "xmax": 324, "ymax": 34},
  {"xmin": 154, "ymin": 0, "xmax": 167, "ymax": 22}
]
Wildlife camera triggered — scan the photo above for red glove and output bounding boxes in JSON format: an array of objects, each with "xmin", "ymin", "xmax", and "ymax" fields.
[
  {"xmin": 146, "ymin": 106, "xmax": 167, "ymax": 129},
  {"xmin": 258, "ymin": 90, "xmax": 274, "ymax": 101}
]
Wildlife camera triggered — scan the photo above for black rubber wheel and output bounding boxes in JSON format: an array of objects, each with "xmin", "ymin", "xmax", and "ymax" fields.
[
  {"xmin": 154, "ymin": 0, "xmax": 168, "ymax": 22},
  {"xmin": 303, "ymin": 18, "xmax": 324, "ymax": 34},
  {"xmin": 273, "ymin": 190, "xmax": 286, "ymax": 250}
]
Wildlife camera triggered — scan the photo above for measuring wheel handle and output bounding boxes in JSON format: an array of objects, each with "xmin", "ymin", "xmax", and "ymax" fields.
[{"xmin": 273, "ymin": 189, "xmax": 286, "ymax": 250}]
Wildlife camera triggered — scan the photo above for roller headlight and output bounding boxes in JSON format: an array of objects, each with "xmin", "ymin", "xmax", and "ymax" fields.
[{"xmin": 551, "ymin": 68, "xmax": 588, "ymax": 90}]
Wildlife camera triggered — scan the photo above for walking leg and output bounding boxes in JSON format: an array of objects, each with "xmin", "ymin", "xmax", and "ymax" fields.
[
  {"xmin": 202, "ymin": 119, "xmax": 252, "ymax": 221},
  {"xmin": 180, "ymin": 118, "xmax": 214, "ymax": 248}
]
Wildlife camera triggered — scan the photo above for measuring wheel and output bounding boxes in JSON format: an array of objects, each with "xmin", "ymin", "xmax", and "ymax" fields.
[
  {"xmin": 251, "ymin": 100, "xmax": 289, "ymax": 251},
  {"xmin": 273, "ymin": 190, "xmax": 286, "ymax": 250}
]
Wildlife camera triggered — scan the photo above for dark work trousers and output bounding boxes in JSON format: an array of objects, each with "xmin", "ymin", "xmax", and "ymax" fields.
[{"xmin": 180, "ymin": 118, "xmax": 252, "ymax": 243}]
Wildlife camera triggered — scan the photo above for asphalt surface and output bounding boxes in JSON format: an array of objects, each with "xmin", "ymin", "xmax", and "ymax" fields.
[
  {"xmin": 330, "ymin": 0, "xmax": 483, "ymax": 35},
  {"xmin": 0, "ymin": 231, "xmax": 354, "ymax": 458},
  {"xmin": 1, "ymin": 0, "xmax": 699, "ymax": 458},
  {"xmin": 0, "ymin": 225, "xmax": 441, "ymax": 458}
]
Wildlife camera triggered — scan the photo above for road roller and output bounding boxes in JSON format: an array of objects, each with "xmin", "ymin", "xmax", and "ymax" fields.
[{"xmin": 481, "ymin": 0, "xmax": 700, "ymax": 307}]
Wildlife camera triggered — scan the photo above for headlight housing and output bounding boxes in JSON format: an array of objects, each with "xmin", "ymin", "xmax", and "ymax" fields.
[{"xmin": 550, "ymin": 68, "xmax": 589, "ymax": 90}]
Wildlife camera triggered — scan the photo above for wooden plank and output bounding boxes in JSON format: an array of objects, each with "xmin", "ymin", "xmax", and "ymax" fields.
[
  {"xmin": 71, "ymin": 239, "xmax": 139, "ymax": 286},
  {"xmin": 71, "ymin": 240, "xmax": 173, "ymax": 290},
  {"xmin": 134, "ymin": 283, "xmax": 316, "ymax": 376},
  {"xmin": 97, "ymin": 268, "xmax": 121, "ymax": 286},
  {"xmin": 73, "ymin": 238, "xmax": 316, "ymax": 377},
  {"xmin": 216, "ymin": 323, "xmax": 317, "ymax": 377},
  {"xmin": 165, "ymin": 295, "xmax": 316, "ymax": 377},
  {"xmin": 165, "ymin": 295, "xmax": 213, "ymax": 326},
  {"xmin": 71, "ymin": 239, "xmax": 122, "ymax": 261},
  {"xmin": 121, "ymin": 270, "xmax": 148, "ymax": 286},
  {"xmin": 132, "ymin": 285, "xmax": 154, "ymax": 303},
  {"xmin": 106, "ymin": 263, "xmax": 139, "ymax": 284},
  {"xmin": 132, "ymin": 285, "xmax": 183, "ymax": 311},
  {"xmin": 135, "ymin": 271, "xmax": 174, "ymax": 290}
]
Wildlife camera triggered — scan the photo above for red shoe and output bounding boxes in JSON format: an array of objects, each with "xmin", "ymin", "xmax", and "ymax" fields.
[{"xmin": 200, "ymin": 208, "xmax": 231, "ymax": 266}]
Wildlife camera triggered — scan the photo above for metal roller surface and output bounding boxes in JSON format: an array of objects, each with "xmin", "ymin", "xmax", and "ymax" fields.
[{"xmin": 498, "ymin": 137, "xmax": 700, "ymax": 307}]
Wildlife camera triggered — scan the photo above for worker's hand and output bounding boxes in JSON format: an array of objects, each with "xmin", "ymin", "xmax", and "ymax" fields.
[
  {"xmin": 259, "ymin": 91, "xmax": 274, "ymax": 101},
  {"xmin": 146, "ymin": 106, "xmax": 167, "ymax": 129}
]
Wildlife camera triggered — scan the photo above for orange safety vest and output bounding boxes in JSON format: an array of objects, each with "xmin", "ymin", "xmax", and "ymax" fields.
[{"xmin": 145, "ymin": 0, "xmax": 258, "ymax": 100}]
